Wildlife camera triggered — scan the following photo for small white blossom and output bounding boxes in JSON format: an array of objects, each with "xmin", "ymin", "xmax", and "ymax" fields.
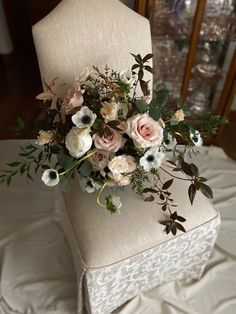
[
  {"xmin": 190, "ymin": 130, "xmax": 203, "ymax": 146},
  {"xmin": 163, "ymin": 133, "xmax": 177, "ymax": 150},
  {"xmin": 111, "ymin": 196, "xmax": 122, "ymax": 210},
  {"xmin": 84, "ymin": 179, "xmax": 101, "ymax": 193},
  {"xmin": 119, "ymin": 69, "xmax": 134, "ymax": 86},
  {"xmin": 41, "ymin": 169, "xmax": 59, "ymax": 187},
  {"xmin": 140, "ymin": 147, "xmax": 165, "ymax": 172},
  {"xmin": 71, "ymin": 106, "xmax": 96, "ymax": 128}
]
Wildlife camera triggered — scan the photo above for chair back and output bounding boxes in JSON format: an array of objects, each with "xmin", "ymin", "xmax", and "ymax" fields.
[{"xmin": 32, "ymin": 0, "xmax": 152, "ymax": 91}]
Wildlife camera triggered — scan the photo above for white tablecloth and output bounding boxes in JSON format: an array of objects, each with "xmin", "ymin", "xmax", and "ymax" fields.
[{"xmin": 0, "ymin": 140, "xmax": 236, "ymax": 314}]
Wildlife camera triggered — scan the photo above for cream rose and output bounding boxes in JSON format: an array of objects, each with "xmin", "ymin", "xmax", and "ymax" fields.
[
  {"xmin": 35, "ymin": 130, "xmax": 54, "ymax": 145},
  {"xmin": 88, "ymin": 150, "xmax": 110, "ymax": 171},
  {"xmin": 126, "ymin": 113, "xmax": 163, "ymax": 148},
  {"xmin": 171, "ymin": 109, "xmax": 185, "ymax": 122},
  {"xmin": 65, "ymin": 127, "xmax": 92, "ymax": 158},
  {"xmin": 108, "ymin": 155, "xmax": 136, "ymax": 175},
  {"xmin": 100, "ymin": 101, "xmax": 118, "ymax": 122},
  {"xmin": 108, "ymin": 173, "xmax": 132, "ymax": 186},
  {"xmin": 93, "ymin": 127, "xmax": 125, "ymax": 152}
]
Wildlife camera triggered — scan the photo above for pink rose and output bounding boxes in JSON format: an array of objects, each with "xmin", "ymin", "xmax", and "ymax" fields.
[
  {"xmin": 61, "ymin": 89, "xmax": 84, "ymax": 114},
  {"xmin": 88, "ymin": 150, "xmax": 110, "ymax": 171},
  {"xmin": 126, "ymin": 113, "xmax": 163, "ymax": 148},
  {"xmin": 93, "ymin": 127, "xmax": 125, "ymax": 152}
]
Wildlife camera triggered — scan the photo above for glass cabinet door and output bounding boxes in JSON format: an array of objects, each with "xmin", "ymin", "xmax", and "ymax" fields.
[
  {"xmin": 151, "ymin": 0, "xmax": 198, "ymax": 97},
  {"xmin": 150, "ymin": 0, "xmax": 236, "ymax": 114},
  {"xmin": 187, "ymin": 0, "xmax": 236, "ymax": 115}
]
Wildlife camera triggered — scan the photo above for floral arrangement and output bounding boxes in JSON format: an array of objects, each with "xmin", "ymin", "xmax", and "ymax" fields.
[{"xmin": 0, "ymin": 54, "xmax": 225, "ymax": 235}]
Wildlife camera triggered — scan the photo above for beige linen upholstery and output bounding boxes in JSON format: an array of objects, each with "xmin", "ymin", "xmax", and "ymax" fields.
[
  {"xmin": 32, "ymin": 0, "xmax": 152, "ymax": 92},
  {"xmin": 33, "ymin": 1, "xmax": 220, "ymax": 313}
]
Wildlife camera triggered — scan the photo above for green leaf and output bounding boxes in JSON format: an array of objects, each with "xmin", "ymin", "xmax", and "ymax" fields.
[
  {"xmin": 105, "ymin": 196, "xmax": 118, "ymax": 213},
  {"xmin": 162, "ymin": 179, "xmax": 173, "ymax": 190},
  {"xmin": 57, "ymin": 149, "xmax": 74, "ymax": 170},
  {"xmin": 135, "ymin": 100, "xmax": 149, "ymax": 113},
  {"xmin": 60, "ymin": 179, "xmax": 70, "ymax": 192},
  {"xmin": 188, "ymin": 183, "xmax": 196, "ymax": 205},
  {"xmin": 199, "ymin": 183, "xmax": 213, "ymax": 199},
  {"xmin": 17, "ymin": 117, "xmax": 25, "ymax": 130},
  {"xmin": 190, "ymin": 163, "xmax": 199, "ymax": 176},
  {"xmin": 144, "ymin": 195, "xmax": 154, "ymax": 202},
  {"xmin": 79, "ymin": 160, "xmax": 92, "ymax": 177},
  {"xmin": 175, "ymin": 222, "xmax": 186, "ymax": 233},
  {"xmin": 50, "ymin": 145, "xmax": 61, "ymax": 154},
  {"xmin": 164, "ymin": 81, "xmax": 173, "ymax": 92},
  {"xmin": 142, "ymin": 188, "xmax": 157, "ymax": 193},
  {"xmin": 144, "ymin": 65, "xmax": 154, "ymax": 74},
  {"xmin": 149, "ymin": 90, "xmax": 167, "ymax": 121},
  {"xmin": 7, "ymin": 162, "xmax": 21, "ymax": 167},
  {"xmin": 143, "ymin": 53, "xmax": 153, "ymax": 62}
]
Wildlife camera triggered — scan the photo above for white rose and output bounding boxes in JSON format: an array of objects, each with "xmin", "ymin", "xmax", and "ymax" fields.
[{"xmin": 65, "ymin": 127, "xmax": 92, "ymax": 158}]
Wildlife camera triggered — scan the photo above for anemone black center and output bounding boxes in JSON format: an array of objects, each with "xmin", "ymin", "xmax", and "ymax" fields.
[
  {"xmin": 146, "ymin": 155, "xmax": 154, "ymax": 162},
  {"xmin": 165, "ymin": 139, "xmax": 170, "ymax": 145},
  {"xmin": 81, "ymin": 115, "xmax": 91, "ymax": 124},
  {"xmin": 49, "ymin": 171, "xmax": 57, "ymax": 179},
  {"xmin": 87, "ymin": 181, "xmax": 93, "ymax": 187},
  {"xmin": 193, "ymin": 136, "xmax": 198, "ymax": 142}
]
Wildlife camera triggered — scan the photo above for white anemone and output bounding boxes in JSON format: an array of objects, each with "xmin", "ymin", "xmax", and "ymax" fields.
[
  {"xmin": 41, "ymin": 169, "xmax": 59, "ymax": 187},
  {"xmin": 140, "ymin": 147, "xmax": 165, "ymax": 172},
  {"xmin": 119, "ymin": 69, "xmax": 134, "ymax": 86},
  {"xmin": 190, "ymin": 130, "xmax": 203, "ymax": 146},
  {"xmin": 163, "ymin": 133, "xmax": 177, "ymax": 150},
  {"xmin": 71, "ymin": 106, "xmax": 97, "ymax": 128},
  {"xmin": 84, "ymin": 179, "xmax": 101, "ymax": 193}
]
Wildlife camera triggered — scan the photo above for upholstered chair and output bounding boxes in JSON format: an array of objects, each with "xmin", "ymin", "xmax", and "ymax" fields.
[{"xmin": 33, "ymin": 1, "xmax": 220, "ymax": 313}]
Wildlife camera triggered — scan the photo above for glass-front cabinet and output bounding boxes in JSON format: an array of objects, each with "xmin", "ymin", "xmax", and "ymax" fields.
[{"xmin": 135, "ymin": 0, "xmax": 236, "ymax": 143}]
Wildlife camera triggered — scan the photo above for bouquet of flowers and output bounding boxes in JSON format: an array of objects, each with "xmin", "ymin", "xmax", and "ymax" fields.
[{"xmin": 0, "ymin": 54, "xmax": 224, "ymax": 235}]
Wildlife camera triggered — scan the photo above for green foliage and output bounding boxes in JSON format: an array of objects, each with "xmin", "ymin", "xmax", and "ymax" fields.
[
  {"xmin": 10, "ymin": 116, "xmax": 25, "ymax": 135},
  {"xmin": 105, "ymin": 196, "xmax": 118, "ymax": 213}
]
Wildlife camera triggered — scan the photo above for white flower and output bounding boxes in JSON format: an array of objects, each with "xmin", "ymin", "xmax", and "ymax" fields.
[
  {"xmin": 35, "ymin": 130, "xmax": 54, "ymax": 145},
  {"xmin": 71, "ymin": 106, "xmax": 96, "ymax": 128},
  {"xmin": 65, "ymin": 127, "xmax": 92, "ymax": 158},
  {"xmin": 111, "ymin": 196, "xmax": 122, "ymax": 210},
  {"xmin": 190, "ymin": 130, "xmax": 203, "ymax": 146},
  {"xmin": 84, "ymin": 179, "xmax": 101, "ymax": 193},
  {"xmin": 119, "ymin": 69, "xmax": 134, "ymax": 86},
  {"xmin": 163, "ymin": 133, "xmax": 177, "ymax": 150},
  {"xmin": 140, "ymin": 147, "xmax": 165, "ymax": 172},
  {"xmin": 41, "ymin": 169, "xmax": 59, "ymax": 187}
]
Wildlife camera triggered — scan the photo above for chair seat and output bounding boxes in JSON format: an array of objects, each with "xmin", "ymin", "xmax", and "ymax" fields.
[
  {"xmin": 63, "ymin": 168, "xmax": 218, "ymax": 269},
  {"xmin": 57, "ymin": 168, "xmax": 220, "ymax": 313}
]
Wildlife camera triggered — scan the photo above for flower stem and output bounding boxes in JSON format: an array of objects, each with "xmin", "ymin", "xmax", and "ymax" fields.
[
  {"xmin": 96, "ymin": 181, "xmax": 108, "ymax": 208},
  {"xmin": 160, "ymin": 166, "xmax": 191, "ymax": 181},
  {"xmin": 59, "ymin": 151, "xmax": 97, "ymax": 176}
]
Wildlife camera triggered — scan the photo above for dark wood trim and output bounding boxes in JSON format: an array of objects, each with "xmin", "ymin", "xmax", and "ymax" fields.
[
  {"xmin": 134, "ymin": 0, "xmax": 155, "ymax": 19},
  {"xmin": 215, "ymin": 49, "xmax": 236, "ymax": 116},
  {"xmin": 212, "ymin": 49, "xmax": 236, "ymax": 145},
  {"xmin": 181, "ymin": 0, "xmax": 207, "ymax": 102}
]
